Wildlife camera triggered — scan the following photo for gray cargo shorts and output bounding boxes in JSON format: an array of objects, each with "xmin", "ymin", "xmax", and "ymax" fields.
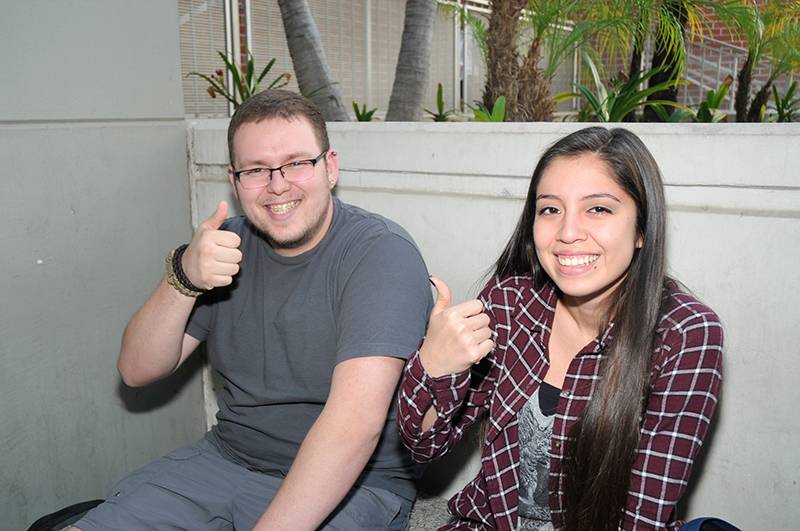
[{"xmin": 73, "ymin": 437, "xmax": 412, "ymax": 530}]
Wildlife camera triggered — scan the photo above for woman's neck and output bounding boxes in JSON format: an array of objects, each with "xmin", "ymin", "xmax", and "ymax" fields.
[{"xmin": 557, "ymin": 292, "xmax": 613, "ymax": 339}]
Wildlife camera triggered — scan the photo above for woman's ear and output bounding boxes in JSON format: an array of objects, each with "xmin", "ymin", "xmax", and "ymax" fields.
[{"xmin": 635, "ymin": 234, "xmax": 644, "ymax": 249}]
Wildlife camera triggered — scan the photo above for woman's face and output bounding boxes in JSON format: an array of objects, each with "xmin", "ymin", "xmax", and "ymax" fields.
[{"xmin": 533, "ymin": 153, "xmax": 642, "ymax": 309}]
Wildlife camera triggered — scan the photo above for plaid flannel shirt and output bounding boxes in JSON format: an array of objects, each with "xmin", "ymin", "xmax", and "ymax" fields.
[{"xmin": 397, "ymin": 275, "xmax": 723, "ymax": 530}]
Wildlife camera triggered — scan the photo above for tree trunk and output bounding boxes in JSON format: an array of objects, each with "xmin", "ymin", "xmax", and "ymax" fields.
[
  {"xmin": 746, "ymin": 81, "xmax": 771, "ymax": 122},
  {"xmin": 277, "ymin": 0, "xmax": 348, "ymax": 121},
  {"xmin": 735, "ymin": 51, "xmax": 754, "ymax": 122},
  {"xmin": 627, "ymin": 35, "xmax": 643, "ymax": 82},
  {"xmin": 643, "ymin": 0, "xmax": 688, "ymax": 121},
  {"xmin": 624, "ymin": 23, "xmax": 645, "ymax": 122},
  {"xmin": 746, "ymin": 70, "xmax": 778, "ymax": 122},
  {"xmin": 386, "ymin": 0, "xmax": 437, "ymax": 121},
  {"xmin": 483, "ymin": 0, "xmax": 527, "ymax": 120},
  {"xmin": 517, "ymin": 38, "xmax": 554, "ymax": 121}
]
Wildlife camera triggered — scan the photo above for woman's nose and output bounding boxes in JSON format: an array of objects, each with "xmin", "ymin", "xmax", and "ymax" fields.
[{"xmin": 556, "ymin": 211, "xmax": 586, "ymax": 243}]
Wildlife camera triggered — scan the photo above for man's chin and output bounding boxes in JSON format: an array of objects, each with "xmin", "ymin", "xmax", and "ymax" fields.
[
  {"xmin": 261, "ymin": 226, "xmax": 314, "ymax": 252},
  {"xmin": 269, "ymin": 235, "xmax": 308, "ymax": 251},
  {"xmin": 252, "ymin": 199, "xmax": 331, "ymax": 255}
]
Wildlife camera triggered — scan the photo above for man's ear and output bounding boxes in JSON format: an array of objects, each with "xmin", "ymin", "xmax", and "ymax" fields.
[
  {"xmin": 325, "ymin": 150, "xmax": 339, "ymax": 189},
  {"xmin": 228, "ymin": 166, "xmax": 240, "ymax": 200}
]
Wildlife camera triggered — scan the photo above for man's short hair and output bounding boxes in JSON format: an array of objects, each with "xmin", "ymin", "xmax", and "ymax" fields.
[{"xmin": 227, "ymin": 89, "xmax": 330, "ymax": 167}]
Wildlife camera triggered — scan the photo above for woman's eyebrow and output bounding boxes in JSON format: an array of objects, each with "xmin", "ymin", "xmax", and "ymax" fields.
[
  {"xmin": 582, "ymin": 193, "xmax": 622, "ymax": 203},
  {"xmin": 535, "ymin": 193, "xmax": 559, "ymax": 201},
  {"xmin": 535, "ymin": 193, "xmax": 622, "ymax": 203}
]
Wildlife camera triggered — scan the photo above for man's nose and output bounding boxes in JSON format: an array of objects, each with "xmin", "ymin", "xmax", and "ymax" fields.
[{"xmin": 266, "ymin": 169, "xmax": 291, "ymax": 194}]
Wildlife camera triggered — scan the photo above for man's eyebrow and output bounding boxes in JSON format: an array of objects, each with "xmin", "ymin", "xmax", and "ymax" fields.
[
  {"xmin": 281, "ymin": 151, "xmax": 315, "ymax": 162},
  {"xmin": 240, "ymin": 152, "xmax": 314, "ymax": 167}
]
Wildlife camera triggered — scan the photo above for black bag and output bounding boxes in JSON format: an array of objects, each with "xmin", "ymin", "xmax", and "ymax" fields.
[
  {"xmin": 26, "ymin": 500, "xmax": 103, "ymax": 531},
  {"xmin": 679, "ymin": 517, "xmax": 743, "ymax": 531}
]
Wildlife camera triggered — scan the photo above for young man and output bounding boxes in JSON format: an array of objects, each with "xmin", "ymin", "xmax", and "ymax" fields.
[{"xmin": 72, "ymin": 90, "xmax": 432, "ymax": 530}]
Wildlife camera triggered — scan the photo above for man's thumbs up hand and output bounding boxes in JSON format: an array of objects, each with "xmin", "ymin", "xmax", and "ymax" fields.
[
  {"xmin": 181, "ymin": 201, "xmax": 243, "ymax": 291},
  {"xmin": 419, "ymin": 277, "xmax": 494, "ymax": 378},
  {"xmin": 200, "ymin": 200, "xmax": 230, "ymax": 231}
]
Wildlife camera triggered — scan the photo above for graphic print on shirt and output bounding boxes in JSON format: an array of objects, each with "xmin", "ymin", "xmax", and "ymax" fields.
[{"xmin": 517, "ymin": 387, "xmax": 555, "ymax": 531}]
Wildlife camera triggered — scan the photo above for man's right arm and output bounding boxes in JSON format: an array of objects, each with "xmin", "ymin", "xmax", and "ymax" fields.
[
  {"xmin": 117, "ymin": 278, "xmax": 201, "ymax": 386},
  {"xmin": 117, "ymin": 201, "xmax": 241, "ymax": 387}
]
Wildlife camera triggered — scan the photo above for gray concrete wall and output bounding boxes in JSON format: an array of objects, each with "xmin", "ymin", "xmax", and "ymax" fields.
[
  {"xmin": 0, "ymin": 2, "xmax": 207, "ymax": 529},
  {"xmin": 190, "ymin": 120, "xmax": 800, "ymax": 531}
]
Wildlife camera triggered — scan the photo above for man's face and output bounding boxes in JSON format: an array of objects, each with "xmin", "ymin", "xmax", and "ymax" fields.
[{"xmin": 228, "ymin": 116, "xmax": 338, "ymax": 256}]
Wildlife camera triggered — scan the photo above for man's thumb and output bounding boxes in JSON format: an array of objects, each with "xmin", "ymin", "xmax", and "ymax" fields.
[
  {"xmin": 203, "ymin": 200, "xmax": 228, "ymax": 230},
  {"xmin": 429, "ymin": 276, "xmax": 452, "ymax": 315}
]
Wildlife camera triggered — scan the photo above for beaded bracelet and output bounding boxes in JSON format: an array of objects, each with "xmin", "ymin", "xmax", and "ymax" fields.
[
  {"xmin": 173, "ymin": 244, "xmax": 206, "ymax": 293},
  {"xmin": 165, "ymin": 244, "xmax": 205, "ymax": 298}
]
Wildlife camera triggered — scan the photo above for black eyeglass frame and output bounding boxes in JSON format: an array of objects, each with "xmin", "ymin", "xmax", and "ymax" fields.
[{"xmin": 232, "ymin": 150, "xmax": 328, "ymax": 188}]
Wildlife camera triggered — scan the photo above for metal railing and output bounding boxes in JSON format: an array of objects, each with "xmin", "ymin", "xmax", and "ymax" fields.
[{"xmin": 682, "ymin": 34, "xmax": 747, "ymax": 112}]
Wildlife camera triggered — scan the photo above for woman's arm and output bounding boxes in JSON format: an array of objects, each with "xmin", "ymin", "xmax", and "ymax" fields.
[
  {"xmin": 397, "ymin": 349, "xmax": 495, "ymax": 462},
  {"xmin": 397, "ymin": 277, "xmax": 505, "ymax": 462},
  {"xmin": 622, "ymin": 303, "xmax": 724, "ymax": 530}
]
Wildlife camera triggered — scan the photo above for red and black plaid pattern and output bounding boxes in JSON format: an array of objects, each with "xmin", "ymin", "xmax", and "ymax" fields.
[{"xmin": 397, "ymin": 276, "xmax": 723, "ymax": 530}]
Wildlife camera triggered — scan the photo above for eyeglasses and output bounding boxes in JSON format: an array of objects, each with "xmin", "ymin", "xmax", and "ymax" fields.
[{"xmin": 232, "ymin": 151, "xmax": 327, "ymax": 189}]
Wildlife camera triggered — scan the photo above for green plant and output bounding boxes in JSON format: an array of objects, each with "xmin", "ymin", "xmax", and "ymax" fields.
[
  {"xmin": 188, "ymin": 51, "xmax": 291, "ymax": 108},
  {"xmin": 649, "ymin": 106, "xmax": 691, "ymax": 122},
  {"xmin": 352, "ymin": 101, "xmax": 377, "ymax": 122},
  {"xmin": 650, "ymin": 76, "xmax": 734, "ymax": 123},
  {"xmin": 695, "ymin": 75, "xmax": 733, "ymax": 122},
  {"xmin": 555, "ymin": 54, "xmax": 688, "ymax": 122},
  {"xmin": 424, "ymin": 83, "xmax": 456, "ymax": 122},
  {"xmin": 469, "ymin": 96, "xmax": 506, "ymax": 122},
  {"xmin": 770, "ymin": 80, "xmax": 800, "ymax": 122}
]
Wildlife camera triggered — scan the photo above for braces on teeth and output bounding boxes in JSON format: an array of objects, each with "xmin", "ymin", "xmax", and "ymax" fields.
[{"xmin": 269, "ymin": 201, "xmax": 298, "ymax": 214}]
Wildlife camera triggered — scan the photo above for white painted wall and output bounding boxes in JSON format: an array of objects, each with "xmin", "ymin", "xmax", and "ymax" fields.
[
  {"xmin": 189, "ymin": 121, "xmax": 800, "ymax": 531},
  {"xmin": 0, "ymin": 3, "xmax": 206, "ymax": 528}
]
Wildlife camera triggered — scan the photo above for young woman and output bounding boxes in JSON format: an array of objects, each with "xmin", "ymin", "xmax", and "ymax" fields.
[{"xmin": 397, "ymin": 127, "xmax": 723, "ymax": 531}]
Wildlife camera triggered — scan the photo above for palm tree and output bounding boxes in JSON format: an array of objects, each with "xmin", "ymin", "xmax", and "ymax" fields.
[
  {"xmin": 386, "ymin": 0, "xmax": 438, "ymax": 121},
  {"xmin": 482, "ymin": 0, "xmax": 529, "ymax": 120},
  {"xmin": 641, "ymin": 0, "xmax": 688, "ymax": 120},
  {"xmin": 458, "ymin": 0, "xmax": 758, "ymax": 123},
  {"xmin": 585, "ymin": 0, "xmax": 752, "ymax": 121},
  {"xmin": 459, "ymin": 0, "xmax": 597, "ymax": 121},
  {"xmin": 277, "ymin": 0, "xmax": 348, "ymax": 121},
  {"xmin": 732, "ymin": 1, "xmax": 800, "ymax": 122}
]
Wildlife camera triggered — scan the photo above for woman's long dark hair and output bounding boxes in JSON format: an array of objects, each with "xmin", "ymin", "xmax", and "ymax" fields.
[{"xmin": 495, "ymin": 127, "xmax": 667, "ymax": 531}]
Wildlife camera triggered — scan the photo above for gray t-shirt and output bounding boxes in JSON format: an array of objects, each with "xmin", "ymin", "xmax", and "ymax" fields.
[
  {"xmin": 186, "ymin": 198, "xmax": 432, "ymax": 500},
  {"xmin": 517, "ymin": 384, "xmax": 557, "ymax": 531}
]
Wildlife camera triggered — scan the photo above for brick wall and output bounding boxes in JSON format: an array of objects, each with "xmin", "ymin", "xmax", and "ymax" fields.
[{"xmin": 239, "ymin": 0, "xmax": 248, "ymax": 65}]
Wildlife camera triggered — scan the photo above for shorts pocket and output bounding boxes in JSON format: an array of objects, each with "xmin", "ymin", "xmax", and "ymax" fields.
[
  {"xmin": 107, "ymin": 444, "xmax": 202, "ymax": 500},
  {"xmin": 353, "ymin": 486, "xmax": 405, "ymax": 529}
]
